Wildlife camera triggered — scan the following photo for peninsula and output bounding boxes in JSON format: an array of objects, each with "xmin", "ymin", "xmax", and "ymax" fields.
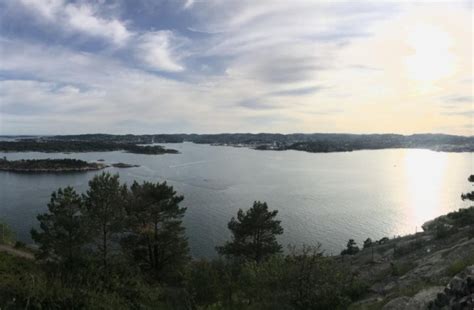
[
  {"xmin": 0, "ymin": 140, "xmax": 179, "ymax": 155},
  {"xmin": 0, "ymin": 158, "xmax": 106, "ymax": 173}
]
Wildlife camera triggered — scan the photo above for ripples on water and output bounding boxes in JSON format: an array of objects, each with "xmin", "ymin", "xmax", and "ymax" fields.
[{"xmin": 0, "ymin": 143, "xmax": 471, "ymax": 258}]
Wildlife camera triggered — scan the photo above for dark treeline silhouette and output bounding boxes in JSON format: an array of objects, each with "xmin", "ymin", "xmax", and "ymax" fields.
[
  {"xmin": 3, "ymin": 133, "xmax": 474, "ymax": 153},
  {"xmin": 0, "ymin": 158, "xmax": 104, "ymax": 172},
  {"xmin": 1, "ymin": 174, "xmax": 473, "ymax": 309},
  {"xmin": 0, "ymin": 140, "xmax": 178, "ymax": 155}
]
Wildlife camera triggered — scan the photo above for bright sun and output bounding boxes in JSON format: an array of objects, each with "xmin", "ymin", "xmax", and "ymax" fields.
[{"xmin": 405, "ymin": 23, "xmax": 456, "ymax": 89}]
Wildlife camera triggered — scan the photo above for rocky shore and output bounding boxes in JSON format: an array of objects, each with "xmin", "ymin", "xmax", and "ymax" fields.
[{"xmin": 348, "ymin": 207, "xmax": 474, "ymax": 309}]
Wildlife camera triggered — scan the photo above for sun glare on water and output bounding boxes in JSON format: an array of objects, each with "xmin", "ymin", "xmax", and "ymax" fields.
[
  {"xmin": 403, "ymin": 149, "xmax": 448, "ymax": 229},
  {"xmin": 405, "ymin": 23, "xmax": 456, "ymax": 91}
]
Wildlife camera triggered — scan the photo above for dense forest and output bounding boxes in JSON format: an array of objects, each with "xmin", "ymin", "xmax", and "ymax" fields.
[{"xmin": 0, "ymin": 174, "xmax": 473, "ymax": 309}]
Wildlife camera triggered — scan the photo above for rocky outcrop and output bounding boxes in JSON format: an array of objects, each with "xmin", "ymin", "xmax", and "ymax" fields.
[
  {"xmin": 429, "ymin": 265, "xmax": 474, "ymax": 310},
  {"xmin": 382, "ymin": 287, "xmax": 444, "ymax": 310}
]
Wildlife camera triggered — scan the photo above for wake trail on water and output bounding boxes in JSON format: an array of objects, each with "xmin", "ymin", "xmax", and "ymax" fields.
[{"xmin": 169, "ymin": 160, "xmax": 210, "ymax": 168}]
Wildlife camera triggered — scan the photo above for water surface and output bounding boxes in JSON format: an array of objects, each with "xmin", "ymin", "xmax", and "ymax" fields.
[{"xmin": 0, "ymin": 143, "xmax": 471, "ymax": 257}]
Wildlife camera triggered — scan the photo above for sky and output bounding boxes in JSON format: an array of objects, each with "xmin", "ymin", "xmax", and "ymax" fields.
[{"xmin": 0, "ymin": 0, "xmax": 472, "ymax": 135}]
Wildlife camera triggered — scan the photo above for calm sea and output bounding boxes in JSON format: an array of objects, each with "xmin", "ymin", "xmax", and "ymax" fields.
[{"xmin": 0, "ymin": 142, "xmax": 472, "ymax": 257}]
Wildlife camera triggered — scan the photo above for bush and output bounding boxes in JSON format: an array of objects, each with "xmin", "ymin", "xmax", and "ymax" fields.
[
  {"xmin": 434, "ymin": 223, "xmax": 457, "ymax": 240},
  {"xmin": 446, "ymin": 254, "xmax": 474, "ymax": 277},
  {"xmin": 393, "ymin": 239, "xmax": 425, "ymax": 258},
  {"xmin": 391, "ymin": 261, "xmax": 417, "ymax": 277},
  {"xmin": 14, "ymin": 241, "xmax": 26, "ymax": 249},
  {"xmin": 0, "ymin": 221, "xmax": 15, "ymax": 245}
]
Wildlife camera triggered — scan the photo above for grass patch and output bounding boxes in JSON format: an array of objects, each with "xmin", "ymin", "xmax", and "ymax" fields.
[
  {"xmin": 445, "ymin": 254, "xmax": 474, "ymax": 277},
  {"xmin": 396, "ymin": 280, "xmax": 432, "ymax": 297},
  {"xmin": 393, "ymin": 240, "xmax": 425, "ymax": 258},
  {"xmin": 391, "ymin": 261, "xmax": 417, "ymax": 277}
]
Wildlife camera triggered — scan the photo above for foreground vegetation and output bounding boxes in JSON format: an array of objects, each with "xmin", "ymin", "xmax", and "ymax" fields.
[{"xmin": 0, "ymin": 174, "xmax": 473, "ymax": 309}]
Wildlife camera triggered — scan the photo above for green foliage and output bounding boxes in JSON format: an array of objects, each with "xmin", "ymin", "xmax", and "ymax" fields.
[
  {"xmin": 445, "ymin": 253, "xmax": 474, "ymax": 277},
  {"xmin": 341, "ymin": 239, "xmax": 360, "ymax": 255},
  {"xmin": 461, "ymin": 174, "xmax": 474, "ymax": 202},
  {"xmin": 363, "ymin": 238, "xmax": 373, "ymax": 248},
  {"xmin": 121, "ymin": 180, "xmax": 189, "ymax": 284},
  {"xmin": 31, "ymin": 187, "xmax": 89, "ymax": 269},
  {"xmin": 393, "ymin": 239, "xmax": 425, "ymax": 258},
  {"xmin": 446, "ymin": 207, "xmax": 474, "ymax": 227},
  {"xmin": 0, "ymin": 252, "xmax": 162, "ymax": 309},
  {"xmin": 216, "ymin": 201, "xmax": 283, "ymax": 263},
  {"xmin": 434, "ymin": 222, "xmax": 457, "ymax": 240},
  {"xmin": 186, "ymin": 259, "xmax": 222, "ymax": 307},
  {"xmin": 83, "ymin": 172, "xmax": 128, "ymax": 272},
  {"xmin": 16, "ymin": 173, "xmax": 191, "ymax": 308},
  {"xmin": 0, "ymin": 221, "xmax": 15, "ymax": 245},
  {"xmin": 390, "ymin": 261, "xmax": 417, "ymax": 277},
  {"xmin": 186, "ymin": 245, "xmax": 365, "ymax": 310}
]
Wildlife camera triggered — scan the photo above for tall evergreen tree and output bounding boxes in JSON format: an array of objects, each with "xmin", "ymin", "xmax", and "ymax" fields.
[
  {"xmin": 217, "ymin": 201, "xmax": 283, "ymax": 263},
  {"xmin": 83, "ymin": 172, "xmax": 127, "ymax": 272},
  {"xmin": 121, "ymin": 181, "xmax": 189, "ymax": 282},
  {"xmin": 31, "ymin": 186, "xmax": 89, "ymax": 268}
]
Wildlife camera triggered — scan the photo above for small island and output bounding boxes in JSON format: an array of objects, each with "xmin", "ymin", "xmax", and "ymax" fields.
[
  {"xmin": 111, "ymin": 162, "xmax": 140, "ymax": 168},
  {"xmin": 0, "ymin": 140, "xmax": 179, "ymax": 155},
  {"xmin": 124, "ymin": 144, "xmax": 179, "ymax": 155},
  {"xmin": 0, "ymin": 158, "xmax": 106, "ymax": 173}
]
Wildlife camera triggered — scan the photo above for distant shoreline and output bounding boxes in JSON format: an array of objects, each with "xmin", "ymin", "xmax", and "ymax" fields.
[{"xmin": 0, "ymin": 133, "xmax": 472, "ymax": 154}]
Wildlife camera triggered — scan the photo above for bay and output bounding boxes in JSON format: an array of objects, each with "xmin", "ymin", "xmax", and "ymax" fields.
[{"xmin": 0, "ymin": 142, "xmax": 471, "ymax": 257}]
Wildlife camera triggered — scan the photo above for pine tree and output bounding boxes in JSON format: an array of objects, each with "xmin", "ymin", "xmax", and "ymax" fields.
[
  {"xmin": 121, "ymin": 180, "xmax": 189, "ymax": 282},
  {"xmin": 217, "ymin": 201, "xmax": 283, "ymax": 263},
  {"xmin": 31, "ymin": 186, "xmax": 89, "ymax": 268},
  {"xmin": 83, "ymin": 172, "xmax": 127, "ymax": 272}
]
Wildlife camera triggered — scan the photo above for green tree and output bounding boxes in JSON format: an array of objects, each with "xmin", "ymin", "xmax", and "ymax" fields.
[
  {"xmin": 363, "ymin": 238, "xmax": 373, "ymax": 248},
  {"xmin": 83, "ymin": 172, "xmax": 127, "ymax": 272},
  {"xmin": 186, "ymin": 259, "xmax": 221, "ymax": 307},
  {"xmin": 341, "ymin": 239, "xmax": 360, "ymax": 255},
  {"xmin": 121, "ymin": 181, "xmax": 189, "ymax": 282},
  {"xmin": 217, "ymin": 201, "xmax": 283, "ymax": 263},
  {"xmin": 31, "ymin": 187, "xmax": 89, "ymax": 268}
]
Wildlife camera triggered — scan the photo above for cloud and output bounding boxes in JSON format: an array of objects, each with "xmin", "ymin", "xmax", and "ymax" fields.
[
  {"xmin": 442, "ymin": 110, "xmax": 474, "ymax": 117},
  {"xmin": 1, "ymin": 0, "xmax": 472, "ymax": 135},
  {"xmin": 237, "ymin": 99, "xmax": 276, "ymax": 110},
  {"xmin": 183, "ymin": 0, "xmax": 195, "ymax": 10},
  {"xmin": 442, "ymin": 95, "xmax": 473, "ymax": 103},
  {"xmin": 348, "ymin": 65, "xmax": 383, "ymax": 71},
  {"xmin": 135, "ymin": 31, "xmax": 186, "ymax": 72},
  {"xmin": 18, "ymin": 0, "xmax": 132, "ymax": 45},
  {"xmin": 268, "ymin": 86, "xmax": 325, "ymax": 97}
]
